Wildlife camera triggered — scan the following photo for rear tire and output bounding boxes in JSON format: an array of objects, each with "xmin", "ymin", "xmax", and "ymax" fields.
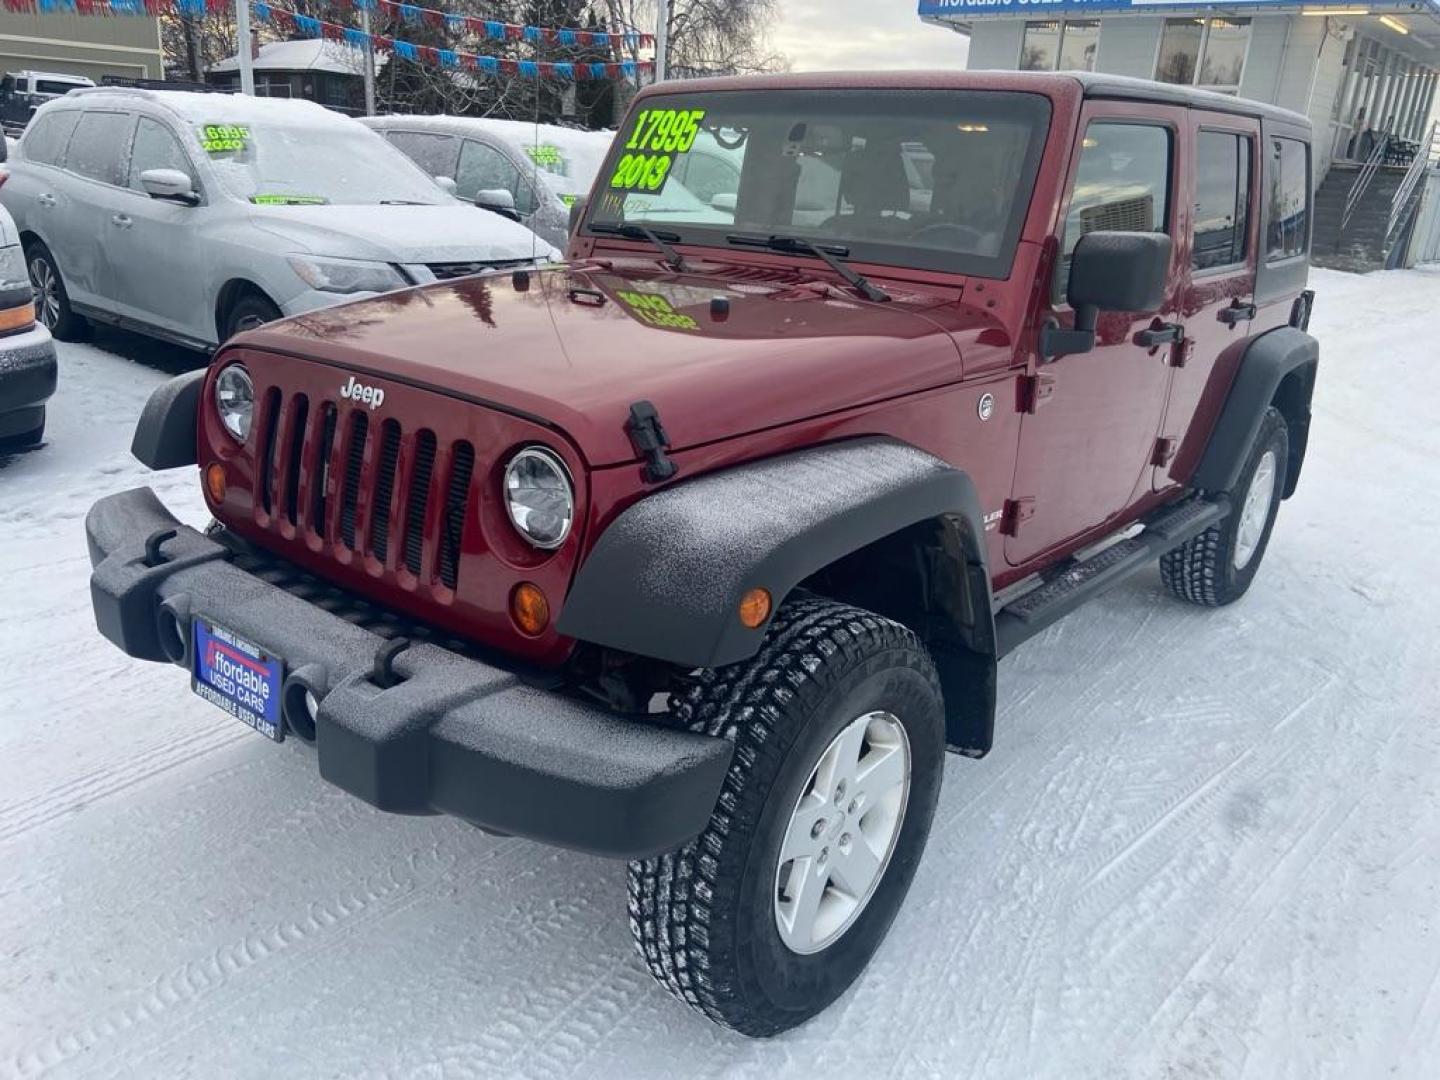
[
  {"xmin": 1161, "ymin": 407, "xmax": 1289, "ymax": 606},
  {"xmin": 628, "ymin": 595, "xmax": 946, "ymax": 1036},
  {"xmin": 222, "ymin": 293, "xmax": 281, "ymax": 341},
  {"xmin": 0, "ymin": 407, "xmax": 44, "ymax": 449},
  {"xmin": 26, "ymin": 241, "xmax": 88, "ymax": 342}
]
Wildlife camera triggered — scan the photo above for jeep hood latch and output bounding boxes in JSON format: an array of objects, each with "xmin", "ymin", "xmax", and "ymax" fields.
[{"xmin": 626, "ymin": 400, "xmax": 678, "ymax": 484}]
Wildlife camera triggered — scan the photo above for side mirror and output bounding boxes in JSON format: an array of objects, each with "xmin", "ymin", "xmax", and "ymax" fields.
[
  {"xmin": 567, "ymin": 194, "xmax": 588, "ymax": 236},
  {"xmin": 140, "ymin": 168, "xmax": 199, "ymax": 206},
  {"xmin": 710, "ymin": 193, "xmax": 737, "ymax": 212},
  {"xmin": 435, "ymin": 175, "xmax": 457, "ymax": 195},
  {"xmin": 1041, "ymin": 231, "xmax": 1172, "ymax": 358},
  {"xmin": 475, "ymin": 188, "xmax": 521, "ymax": 222}
]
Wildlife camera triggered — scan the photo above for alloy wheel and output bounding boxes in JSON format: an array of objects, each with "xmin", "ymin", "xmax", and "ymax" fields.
[
  {"xmin": 29, "ymin": 256, "xmax": 59, "ymax": 330},
  {"xmin": 774, "ymin": 709, "xmax": 911, "ymax": 955},
  {"xmin": 1233, "ymin": 449, "xmax": 1277, "ymax": 570}
]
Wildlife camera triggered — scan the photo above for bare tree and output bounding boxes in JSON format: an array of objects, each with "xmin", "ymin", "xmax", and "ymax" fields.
[{"xmin": 602, "ymin": 0, "xmax": 785, "ymax": 79}]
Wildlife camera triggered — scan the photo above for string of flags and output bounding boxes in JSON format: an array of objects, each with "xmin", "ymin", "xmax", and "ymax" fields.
[
  {"xmin": 251, "ymin": 3, "xmax": 653, "ymax": 81},
  {"xmin": 0, "ymin": 0, "xmax": 654, "ymax": 52}
]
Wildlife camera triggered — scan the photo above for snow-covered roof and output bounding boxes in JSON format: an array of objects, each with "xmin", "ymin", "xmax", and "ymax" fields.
[
  {"xmin": 210, "ymin": 39, "xmax": 385, "ymax": 76},
  {"xmin": 66, "ymin": 87, "xmax": 357, "ymax": 128}
]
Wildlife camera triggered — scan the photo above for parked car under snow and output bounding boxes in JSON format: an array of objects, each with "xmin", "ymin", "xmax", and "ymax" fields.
[{"xmin": 1, "ymin": 89, "xmax": 557, "ymax": 351}]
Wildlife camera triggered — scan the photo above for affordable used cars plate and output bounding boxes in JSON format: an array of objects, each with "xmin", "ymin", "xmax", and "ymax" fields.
[{"xmin": 191, "ymin": 619, "xmax": 285, "ymax": 741}]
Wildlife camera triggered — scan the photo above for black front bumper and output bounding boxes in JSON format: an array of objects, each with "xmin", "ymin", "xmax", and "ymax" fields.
[{"xmin": 86, "ymin": 487, "xmax": 732, "ymax": 859}]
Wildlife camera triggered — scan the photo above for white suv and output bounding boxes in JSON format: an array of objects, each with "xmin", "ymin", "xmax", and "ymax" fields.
[{"xmin": 2, "ymin": 89, "xmax": 556, "ymax": 350}]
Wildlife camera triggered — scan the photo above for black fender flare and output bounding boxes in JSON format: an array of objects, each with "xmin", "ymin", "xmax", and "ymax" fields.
[
  {"xmin": 131, "ymin": 368, "xmax": 204, "ymax": 470},
  {"xmin": 1192, "ymin": 326, "xmax": 1318, "ymax": 498},
  {"xmin": 557, "ymin": 437, "xmax": 995, "ymax": 672}
]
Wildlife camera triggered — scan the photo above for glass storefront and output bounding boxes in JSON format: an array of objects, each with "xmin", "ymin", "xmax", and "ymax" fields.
[{"xmin": 1021, "ymin": 20, "xmax": 1100, "ymax": 73}]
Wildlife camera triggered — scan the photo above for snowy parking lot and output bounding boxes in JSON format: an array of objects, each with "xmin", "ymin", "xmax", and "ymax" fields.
[{"xmin": 3, "ymin": 265, "xmax": 1439, "ymax": 1079}]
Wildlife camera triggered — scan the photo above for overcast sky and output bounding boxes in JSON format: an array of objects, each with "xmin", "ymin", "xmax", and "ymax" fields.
[{"xmin": 770, "ymin": 2, "xmax": 970, "ymax": 72}]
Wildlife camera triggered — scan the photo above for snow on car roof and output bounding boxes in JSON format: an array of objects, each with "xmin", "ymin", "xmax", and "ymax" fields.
[
  {"xmin": 209, "ymin": 39, "xmax": 387, "ymax": 76},
  {"xmin": 66, "ymin": 87, "xmax": 356, "ymax": 128}
]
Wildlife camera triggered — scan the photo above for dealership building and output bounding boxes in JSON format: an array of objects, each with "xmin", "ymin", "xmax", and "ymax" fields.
[{"xmin": 919, "ymin": 0, "xmax": 1440, "ymax": 183}]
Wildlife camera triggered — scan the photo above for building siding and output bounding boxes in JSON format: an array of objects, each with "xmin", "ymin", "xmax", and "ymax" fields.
[
  {"xmin": 1305, "ymin": 22, "xmax": 1349, "ymax": 182},
  {"xmin": 0, "ymin": 12, "xmax": 162, "ymax": 83},
  {"xmin": 1238, "ymin": 16, "xmax": 1290, "ymax": 104}
]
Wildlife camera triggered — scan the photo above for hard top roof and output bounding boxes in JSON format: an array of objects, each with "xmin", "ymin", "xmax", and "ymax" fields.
[{"xmin": 635, "ymin": 70, "xmax": 1311, "ymax": 132}]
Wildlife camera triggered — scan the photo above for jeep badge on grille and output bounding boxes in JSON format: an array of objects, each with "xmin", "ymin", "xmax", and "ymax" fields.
[{"xmin": 340, "ymin": 375, "xmax": 385, "ymax": 410}]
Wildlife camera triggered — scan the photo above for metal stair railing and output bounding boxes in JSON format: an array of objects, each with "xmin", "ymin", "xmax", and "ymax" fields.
[
  {"xmin": 1340, "ymin": 134, "xmax": 1390, "ymax": 236},
  {"xmin": 1387, "ymin": 121, "xmax": 1439, "ymax": 245}
]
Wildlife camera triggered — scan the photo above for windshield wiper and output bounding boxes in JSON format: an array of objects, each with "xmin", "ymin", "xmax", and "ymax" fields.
[
  {"xmin": 589, "ymin": 223, "xmax": 691, "ymax": 272},
  {"xmin": 379, "ymin": 199, "xmax": 430, "ymax": 206},
  {"xmin": 725, "ymin": 234, "xmax": 890, "ymax": 303}
]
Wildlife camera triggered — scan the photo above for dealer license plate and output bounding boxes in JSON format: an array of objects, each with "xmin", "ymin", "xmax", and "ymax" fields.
[{"xmin": 191, "ymin": 619, "xmax": 285, "ymax": 741}]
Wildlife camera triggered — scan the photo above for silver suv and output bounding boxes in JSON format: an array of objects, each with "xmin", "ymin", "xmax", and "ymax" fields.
[
  {"xmin": 363, "ymin": 115, "xmax": 613, "ymax": 248},
  {"xmin": 2, "ymin": 89, "xmax": 557, "ymax": 350}
]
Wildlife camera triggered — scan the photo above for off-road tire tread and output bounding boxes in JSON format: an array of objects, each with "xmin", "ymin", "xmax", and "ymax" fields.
[
  {"xmin": 626, "ymin": 594, "xmax": 940, "ymax": 1037},
  {"xmin": 1160, "ymin": 407, "xmax": 1287, "ymax": 607}
]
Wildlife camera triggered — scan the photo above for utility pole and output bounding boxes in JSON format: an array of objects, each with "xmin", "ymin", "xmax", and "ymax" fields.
[
  {"xmin": 235, "ymin": 0, "xmax": 255, "ymax": 96},
  {"xmin": 361, "ymin": 4, "xmax": 377, "ymax": 115},
  {"xmin": 654, "ymin": 0, "xmax": 669, "ymax": 83}
]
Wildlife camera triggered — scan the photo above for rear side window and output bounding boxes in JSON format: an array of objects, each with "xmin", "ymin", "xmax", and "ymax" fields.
[
  {"xmin": 384, "ymin": 130, "xmax": 460, "ymax": 180},
  {"xmin": 128, "ymin": 116, "xmax": 197, "ymax": 191},
  {"xmin": 1056, "ymin": 121, "xmax": 1172, "ymax": 295},
  {"xmin": 36, "ymin": 80, "xmax": 83, "ymax": 96},
  {"xmin": 1266, "ymin": 136, "xmax": 1309, "ymax": 261},
  {"xmin": 457, "ymin": 138, "xmax": 536, "ymax": 214},
  {"xmin": 21, "ymin": 109, "xmax": 81, "ymax": 167},
  {"xmin": 67, "ymin": 111, "xmax": 134, "ymax": 186},
  {"xmin": 1193, "ymin": 130, "xmax": 1252, "ymax": 271}
]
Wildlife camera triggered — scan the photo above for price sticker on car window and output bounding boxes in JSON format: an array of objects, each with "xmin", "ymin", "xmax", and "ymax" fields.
[
  {"xmin": 608, "ymin": 108, "xmax": 706, "ymax": 194},
  {"xmin": 199, "ymin": 124, "xmax": 250, "ymax": 154}
]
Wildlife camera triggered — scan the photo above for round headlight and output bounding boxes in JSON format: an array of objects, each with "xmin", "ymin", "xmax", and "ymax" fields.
[
  {"xmin": 214, "ymin": 364, "xmax": 254, "ymax": 442},
  {"xmin": 503, "ymin": 447, "xmax": 574, "ymax": 550}
]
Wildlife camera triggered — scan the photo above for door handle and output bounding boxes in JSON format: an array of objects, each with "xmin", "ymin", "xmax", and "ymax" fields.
[
  {"xmin": 1217, "ymin": 300, "xmax": 1256, "ymax": 326},
  {"xmin": 111, "ymin": 213, "xmax": 133, "ymax": 229},
  {"xmin": 36, "ymin": 193, "xmax": 56, "ymax": 208},
  {"xmin": 1134, "ymin": 321, "xmax": 1184, "ymax": 348}
]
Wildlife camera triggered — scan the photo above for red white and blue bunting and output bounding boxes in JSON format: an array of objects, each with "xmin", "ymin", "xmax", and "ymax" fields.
[{"xmin": 0, "ymin": 0, "xmax": 653, "ymax": 54}]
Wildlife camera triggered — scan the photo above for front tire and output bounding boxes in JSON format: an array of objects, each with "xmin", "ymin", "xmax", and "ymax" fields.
[
  {"xmin": 1161, "ymin": 406, "xmax": 1289, "ymax": 606},
  {"xmin": 222, "ymin": 293, "xmax": 282, "ymax": 341},
  {"xmin": 628, "ymin": 596, "xmax": 945, "ymax": 1036}
]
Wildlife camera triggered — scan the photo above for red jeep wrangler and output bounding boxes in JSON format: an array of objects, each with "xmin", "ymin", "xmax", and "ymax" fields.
[{"xmin": 87, "ymin": 72, "xmax": 1318, "ymax": 1036}]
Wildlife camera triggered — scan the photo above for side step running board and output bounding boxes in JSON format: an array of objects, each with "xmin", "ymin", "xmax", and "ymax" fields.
[{"xmin": 993, "ymin": 497, "xmax": 1231, "ymax": 657}]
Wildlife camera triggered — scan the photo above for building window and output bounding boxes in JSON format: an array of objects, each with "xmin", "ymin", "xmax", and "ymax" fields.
[
  {"xmin": 1193, "ymin": 130, "xmax": 1252, "ymax": 271},
  {"xmin": 1266, "ymin": 136, "xmax": 1309, "ymax": 261},
  {"xmin": 1156, "ymin": 17, "xmax": 1251, "ymax": 93},
  {"xmin": 1021, "ymin": 20, "xmax": 1100, "ymax": 73}
]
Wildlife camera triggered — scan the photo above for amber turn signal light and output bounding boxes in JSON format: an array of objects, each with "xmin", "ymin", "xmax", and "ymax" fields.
[
  {"xmin": 511, "ymin": 582, "xmax": 550, "ymax": 636},
  {"xmin": 738, "ymin": 587, "xmax": 772, "ymax": 629},
  {"xmin": 0, "ymin": 300, "xmax": 35, "ymax": 334},
  {"xmin": 204, "ymin": 462, "xmax": 227, "ymax": 503}
]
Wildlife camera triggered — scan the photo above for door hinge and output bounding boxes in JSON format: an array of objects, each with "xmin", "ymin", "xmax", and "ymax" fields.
[
  {"xmin": 1170, "ymin": 338, "xmax": 1195, "ymax": 368},
  {"xmin": 1151, "ymin": 437, "xmax": 1178, "ymax": 467},
  {"xmin": 1017, "ymin": 373, "xmax": 1056, "ymax": 414},
  {"xmin": 1000, "ymin": 497, "xmax": 1036, "ymax": 537}
]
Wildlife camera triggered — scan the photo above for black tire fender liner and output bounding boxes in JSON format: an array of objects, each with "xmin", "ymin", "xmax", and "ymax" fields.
[{"xmin": 131, "ymin": 368, "xmax": 206, "ymax": 471}]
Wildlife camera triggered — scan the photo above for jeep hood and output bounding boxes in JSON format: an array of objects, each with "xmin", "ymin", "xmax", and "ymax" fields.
[
  {"xmin": 238, "ymin": 263, "xmax": 966, "ymax": 466},
  {"xmin": 246, "ymin": 203, "xmax": 557, "ymax": 264}
]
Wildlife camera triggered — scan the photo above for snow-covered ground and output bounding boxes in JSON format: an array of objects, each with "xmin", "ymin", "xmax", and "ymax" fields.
[{"xmin": 3, "ymin": 268, "xmax": 1439, "ymax": 1079}]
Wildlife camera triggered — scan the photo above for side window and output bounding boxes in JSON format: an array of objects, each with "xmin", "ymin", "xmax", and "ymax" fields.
[
  {"xmin": 384, "ymin": 131, "xmax": 459, "ymax": 181},
  {"xmin": 1192, "ymin": 130, "xmax": 1252, "ymax": 271},
  {"xmin": 1056, "ymin": 122, "xmax": 1172, "ymax": 295},
  {"xmin": 1266, "ymin": 136, "xmax": 1309, "ymax": 261},
  {"xmin": 66, "ymin": 111, "xmax": 134, "ymax": 186},
  {"xmin": 456, "ymin": 139, "xmax": 534, "ymax": 214},
  {"xmin": 20, "ymin": 110, "xmax": 81, "ymax": 167},
  {"xmin": 674, "ymin": 151, "xmax": 738, "ymax": 206},
  {"xmin": 128, "ymin": 117, "xmax": 197, "ymax": 192}
]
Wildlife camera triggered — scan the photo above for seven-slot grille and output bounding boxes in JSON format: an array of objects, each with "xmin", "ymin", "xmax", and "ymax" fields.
[
  {"xmin": 427, "ymin": 258, "xmax": 533, "ymax": 281},
  {"xmin": 254, "ymin": 389, "xmax": 473, "ymax": 591}
]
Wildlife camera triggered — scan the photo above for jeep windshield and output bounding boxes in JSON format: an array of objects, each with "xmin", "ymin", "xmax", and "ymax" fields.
[{"xmin": 585, "ymin": 88, "xmax": 1051, "ymax": 278}]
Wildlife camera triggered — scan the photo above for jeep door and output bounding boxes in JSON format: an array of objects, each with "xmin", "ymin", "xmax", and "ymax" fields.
[
  {"xmin": 1152, "ymin": 111, "xmax": 1260, "ymax": 491},
  {"xmin": 1005, "ymin": 104, "xmax": 1185, "ymax": 566}
]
